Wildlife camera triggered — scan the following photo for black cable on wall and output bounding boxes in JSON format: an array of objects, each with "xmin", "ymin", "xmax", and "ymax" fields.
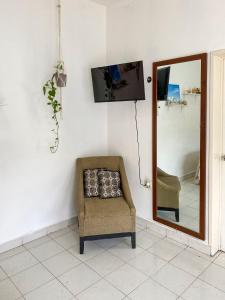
[{"xmin": 134, "ymin": 101, "xmax": 150, "ymax": 188}]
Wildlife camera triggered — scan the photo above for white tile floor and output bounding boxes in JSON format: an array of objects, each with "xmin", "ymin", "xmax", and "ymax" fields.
[
  {"xmin": 158, "ymin": 177, "xmax": 200, "ymax": 232},
  {"xmin": 0, "ymin": 223, "xmax": 224, "ymax": 300}
]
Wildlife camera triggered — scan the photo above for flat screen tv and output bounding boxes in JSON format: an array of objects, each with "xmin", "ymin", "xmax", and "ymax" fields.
[
  {"xmin": 91, "ymin": 61, "xmax": 145, "ymax": 102},
  {"xmin": 157, "ymin": 66, "xmax": 170, "ymax": 100}
]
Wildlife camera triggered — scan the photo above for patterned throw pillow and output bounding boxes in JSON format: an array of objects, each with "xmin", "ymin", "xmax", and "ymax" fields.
[
  {"xmin": 83, "ymin": 169, "xmax": 99, "ymax": 197},
  {"xmin": 98, "ymin": 170, "xmax": 123, "ymax": 199}
]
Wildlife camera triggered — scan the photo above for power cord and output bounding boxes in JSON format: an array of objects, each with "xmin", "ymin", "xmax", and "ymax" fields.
[{"xmin": 134, "ymin": 101, "xmax": 151, "ymax": 189}]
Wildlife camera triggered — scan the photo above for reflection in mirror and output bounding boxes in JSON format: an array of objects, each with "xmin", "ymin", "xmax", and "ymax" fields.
[{"xmin": 156, "ymin": 60, "xmax": 201, "ymax": 232}]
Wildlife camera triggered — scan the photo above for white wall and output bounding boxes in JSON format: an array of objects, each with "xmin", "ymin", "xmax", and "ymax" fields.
[
  {"xmin": 106, "ymin": 0, "xmax": 225, "ymax": 225},
  {"xmin": 168, "ymin": 61, "xmax": 201, "ymax": 95},
  {"xmin": 2, "ymin": 0, "xmax": 225, "ymax": 248},
  {"xmin": 0, "ymin": 0, "xmax": 107, "ymax": 245},
  {"xmin": 158, "ymin": 98, "xmax": 200, "ymax": 178},
  {"xmin": 157, "ymin": 61, "xmax": 201, "ymax": 178}
]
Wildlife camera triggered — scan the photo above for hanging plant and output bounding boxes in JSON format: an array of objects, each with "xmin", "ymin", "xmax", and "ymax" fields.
[
  {"xmin": 42, "ymin": 1, "xmax": 67, "ymax": 154},
  {"xmin": 43, "ymin": 61, "xmax": 67, "ymax": 153}
]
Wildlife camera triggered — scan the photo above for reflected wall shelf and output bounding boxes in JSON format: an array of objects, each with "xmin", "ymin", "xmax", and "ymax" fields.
[{"xmin": 182, "ymin": 93, "xmax": 201, "ymax": 96}]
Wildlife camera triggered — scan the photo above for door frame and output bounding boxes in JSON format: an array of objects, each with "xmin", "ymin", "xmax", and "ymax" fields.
[{"xmin": 209, "ymin": 50, "xmax": 225, "ymax": 255}]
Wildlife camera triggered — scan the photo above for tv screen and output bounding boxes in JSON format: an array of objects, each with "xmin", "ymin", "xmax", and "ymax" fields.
[
  {"xmin": 91, "ymin": 61, "xmax": 145, "ymax": 102},
  {"xmin": 157, "ymin": 66, "xmax": 170, "ymax": 100}
]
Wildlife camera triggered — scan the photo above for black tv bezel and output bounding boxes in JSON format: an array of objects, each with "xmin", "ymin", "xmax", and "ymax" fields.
[
  {"xmin": 91, "ymin": 60, "xmax": 146, "ymax": 103},
  {"xmin": 157, "ymin": 66, "xmax": 170, "ymax": 101}
]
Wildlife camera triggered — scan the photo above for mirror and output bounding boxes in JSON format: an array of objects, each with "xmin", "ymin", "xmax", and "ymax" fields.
[{"xmin": 152, "ymin": 54, "xmax": 207, "ymax": 240}]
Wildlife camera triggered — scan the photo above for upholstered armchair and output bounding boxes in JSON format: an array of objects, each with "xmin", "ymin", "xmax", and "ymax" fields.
[
  {"xmin": 157, "ymin": 167, "xmax": 181, "ymax": 222},
  {"xmin": 75, "ymin": 156, "xmax": 136, "ymax": 254}
]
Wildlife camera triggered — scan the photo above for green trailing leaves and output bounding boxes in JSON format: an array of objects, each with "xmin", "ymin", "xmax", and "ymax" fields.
[
  {"xmin": 42, "ymin": 61, "xmax": 66, "ymax": 153},
  {"xmin": 43, "ymin": 76, "xmax": 62, "ymax": 153}
]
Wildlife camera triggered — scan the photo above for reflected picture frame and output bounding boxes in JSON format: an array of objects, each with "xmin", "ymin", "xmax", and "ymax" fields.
[{"xmin": 167, "ymin": 84, "xmax": 180, "ymax": 101}]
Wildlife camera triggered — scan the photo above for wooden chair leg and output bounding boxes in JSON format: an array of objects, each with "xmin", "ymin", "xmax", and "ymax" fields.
[
  {"xmin": 80, "ymin": 238, "xmax": 84, "ymax": 254},
  {"xmin": 175, "ymin": 209, "xmax": 179, "ymax": 222},
  {"xmin": 131, "ymin": 232, "xmax": 136, "ymax": 249}
]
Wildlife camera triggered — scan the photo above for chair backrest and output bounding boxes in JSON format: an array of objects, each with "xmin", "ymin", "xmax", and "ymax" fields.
[{"xmin": 76, "ymin": 156, "xmax": 123, "ymax": 171}]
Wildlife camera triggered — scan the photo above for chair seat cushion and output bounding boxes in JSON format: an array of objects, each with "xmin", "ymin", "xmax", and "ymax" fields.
[{"xmin": 84, "ymin": 197, "xmax": 131, "ymax": 218}]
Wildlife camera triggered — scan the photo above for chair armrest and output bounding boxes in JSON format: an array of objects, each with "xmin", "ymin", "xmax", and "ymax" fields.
[
  {"xmin": 75, "ymin": 159, "xmax": 85, "ymax": 218},
  {"xmin": 157, "ymin": 178, "xmax": 180, "ymax": 192},
  {"xmin": 157, "ymin": 167, "xmax": 170, "ymax": 177},
  {"xmin": 119, "ymin": 158, "xmax": 136, "ymax": 216}
]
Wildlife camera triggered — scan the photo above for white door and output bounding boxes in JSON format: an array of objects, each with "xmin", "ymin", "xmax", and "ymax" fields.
[
  {"xmin": 208, "ymin": 50, "xmax": 225, "ymax": 254},
  {"xmin": 209, "ymin": 50, "xmax": 225, "ymax": 254},
  {"xmin": 220, "ymin": 59, "xmax": 225, "ymax": 251}
]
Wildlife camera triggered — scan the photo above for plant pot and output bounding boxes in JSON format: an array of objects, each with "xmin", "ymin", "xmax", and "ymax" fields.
[{"xmin": 55, "ymin": 72, "xmax": 67, "ymax": 87}]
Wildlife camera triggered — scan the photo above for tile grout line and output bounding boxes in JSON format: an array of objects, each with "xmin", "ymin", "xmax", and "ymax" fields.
[
  {"xmin": 0, "ymin": 265, "xmax": 8, "ymax": 282},
  {"xmin": 68, "ymin": 244, "xmax": 140, "ymax": 299},
  {"xmin": 178, "ymin": 253, "xmax": 225, "ymax": 298},
  {"xmin": 73, "ymin": 230, "xmax": 153, "ymax": 298},
  {"xmin": 75, "ymin": 271, "xmax": 125, "ymax": 299},
  {"xmin": 148, "ymin": 238, "xmax": 218, "ymax": 296},
  {"xmin": 98, "ymin": 232, "xmax": 176, "ymax": 298},
  {"xmin": 19, "ymin": 226, "xmax": 109, "ymax": 298},
  {"xmin": 24, "ymin": 227, "xmax": 81, "ymax": 264},
  {"xmin": 142, "ymin": 243, "xmax": 191, "ymax": 298},
  {"xmin": 22, "ymin": 227, "xmax": 127, "ymax": 298},
  {"xmin": 2, "ymin": 260, "xmax": 40, "ymax": 278},
  {"xmin": 103, "ymin": 266, "xmax": 149, "ymax": 298},
  {"xmin": 23, "ymin": 226, "xmax": 100, "ymax": 298},
  {"xmin": 146, "ymin": 238, "xmax": 187, "ymax": 262},
  {"xmin": 122, "ymin": 244, "xmax": 183, "ymax": 299},
  {"xmin": 0, "ymin": 225, "xmax": 143, "ymax": 273},
  {"xmin": 1, "ymin": 227, "xmax": 79, "ymax": 298},
  {"xmin": 23, "ymin": 244, "xmax": 77, "ymax": 298},
  {"xmin": 125, "ymin": 238, "xmax": 195, "ymax": 299},
  {"xmin": 3, "ymin": 276, "xmax": 24, "ymax": 299},
  {"xmin": 0, "ymin": 230, "xmax": 68, "ymax": 267},
  {"xmin": 192, "ymin": 261, "xmax": 225, "ymax": 295},
  {"xmin": 166, "ymin": 245, "xmax": 212, "ymax": 275},
  {"xmin": 1, "ymin": 224, "xmax": 223, "ymax": 299},
  {"xmin": 178, "ymin": 259, "xmax": 215, "ymax": 298},
  {"xmin": 74, "ymin": 230, "xmax": 164, "ymax": 297},
  {"xmin": 0, "ymin": 226, "xmax": 159, "ymax": 298},
  {"xmin": 75, "ymin": 249, "xmax": 130, "ymax": 298},
  {"xmin": 86, "ymin": 229, "xmax": 186, "ymax": 297},
  {"xmin": 0, "ymin": 246, "xmax": 27, "ymax": 264},
  {"xmin": 0, "ymin": 234, "xmax": 195, "ymax": 297}
]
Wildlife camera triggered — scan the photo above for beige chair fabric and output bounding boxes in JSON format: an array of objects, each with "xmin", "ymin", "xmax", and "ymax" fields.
[
  {"xmin": 75, "ymin": 156, "xmax": 136, "ymax": 253},
  {"xmin": 157, "ymin": 167, "xmax": 181, "ymax": 221}
]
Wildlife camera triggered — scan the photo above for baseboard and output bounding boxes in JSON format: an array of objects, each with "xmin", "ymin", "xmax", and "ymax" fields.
[
  {"xmin": 0, "ymin": 215, "xmax": 211, "ymax": 256},
  {"xmin": 0, "ymin": 216, "xmax": 78, "ymax": 254},
  {"xmin": 136, "ymin": 216, "xmax": 212, "ymax": 256}
]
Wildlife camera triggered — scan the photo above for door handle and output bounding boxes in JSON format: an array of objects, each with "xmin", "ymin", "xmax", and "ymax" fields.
[{"xmin": 222, "ymin": 155, "xmax": 225, "ymax": 161}]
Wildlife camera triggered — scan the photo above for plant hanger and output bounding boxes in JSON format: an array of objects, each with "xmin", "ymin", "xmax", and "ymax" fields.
[{"xmin": 43, "ymin": 0, "xmax": 67, "ymax": 153}]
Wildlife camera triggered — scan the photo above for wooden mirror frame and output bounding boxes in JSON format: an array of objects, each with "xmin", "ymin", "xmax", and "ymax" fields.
[{"xmin": 152, "ymin": 53, "xmax": 207, "ymax": 240}]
